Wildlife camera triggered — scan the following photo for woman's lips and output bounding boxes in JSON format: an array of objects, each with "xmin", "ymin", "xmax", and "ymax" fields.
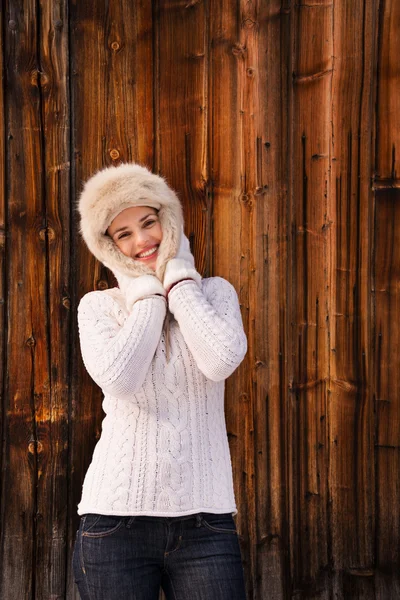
[{"xmin": 135, "ymin": 245, "xmax": 159, "ymax": 260}]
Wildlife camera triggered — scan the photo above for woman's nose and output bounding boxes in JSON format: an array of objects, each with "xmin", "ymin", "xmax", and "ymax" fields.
[{"xmin": 135, "ymin": 229, "xmax": 151, "ymax": 249}]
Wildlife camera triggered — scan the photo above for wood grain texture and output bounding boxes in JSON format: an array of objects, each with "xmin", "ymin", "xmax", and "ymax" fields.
[
  {"xmin": 33, "ymin": 2, "xmax": 71, "ymax": 598},
  {"xmin": 0, "ymin": 1, "xmax": 6, "ymax": 593},
  {"xmin": 374, "ymin": 0, "xmax": 400, "ymax": 593},
  {"xmin": 375, "ymin": 0, "xmax": 400, "ymax": 183},
  {"xmin": 1, "ymin": 1, "xmax": 48, "ymax": 597},
  {"xmin": 209, "ymin": 1, "xmax": 255, "ymax": 597},
  {"xmin": 288, "ymin": 2, "xmax": 332, "ymax": 596},
  {"xmin": 330, "ymin": 2, "xmax": 377, "ymax": 598}
]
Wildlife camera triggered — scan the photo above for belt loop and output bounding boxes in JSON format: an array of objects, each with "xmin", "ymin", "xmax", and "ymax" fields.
[{"xmin": 195, "ymin": 514, "xmax": 202, "ymax": 528}]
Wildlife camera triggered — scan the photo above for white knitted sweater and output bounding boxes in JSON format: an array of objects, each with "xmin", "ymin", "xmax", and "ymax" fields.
[{"xmin": 77, "ymin": 277, "xmax": 247, "ymax": 517}]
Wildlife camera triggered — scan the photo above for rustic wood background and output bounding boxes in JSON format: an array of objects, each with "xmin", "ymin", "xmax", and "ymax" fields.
[{"xmin": 1, "ymin": 1, "xmax": 399, "ymax": 598}]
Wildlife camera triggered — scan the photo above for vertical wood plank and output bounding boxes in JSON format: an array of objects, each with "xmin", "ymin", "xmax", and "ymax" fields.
[
  {"xmin": 34, "ymin": 1, "xmax": 71, "ymax": 597},
  {"xmin": 373, "ymin": 2, "xmax": 400, "ymax": 594},
  {"xmin": 237, "ymin": 1, "xmax": 290, "ymax": 598},
  {"xmin": 209, "ymin": 1, "xmax": 256, "ymax": 596},
  {"xmin": 375, "ymin": 0, "xmax": 400, "ymax": 184},
  {"xmin": 68, "ymin": 1, "xmax": 154, "ymax": 596},
  {"xmin": 0, "ymin": 1, "xmax": 6, "ymax": 594},
  {"xmin": 373, "ymin": 189, "xmax": 400, "ymax": 595},
  {"xmin": 1, "ymin": 1, "xmax": 47, "ymax": 598},
  {"xmin": 330, "ymin": 1, "xmax": 377, "ymax": 597},
  {"xmin": 289, "ymin": 2, "xmax": 332, "ymax": 596}
]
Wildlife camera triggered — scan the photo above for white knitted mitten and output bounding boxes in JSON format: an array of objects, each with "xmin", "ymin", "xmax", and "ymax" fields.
[
  {"xmin": 114, "ymin": 271, "xmax": 166, "ymax": 312},
  {"xmin": 163, "ymin": 231, "xmax": 202, "ymax": 292}
]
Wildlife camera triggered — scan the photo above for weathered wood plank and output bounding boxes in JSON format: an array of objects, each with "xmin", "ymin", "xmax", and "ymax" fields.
[
  {"xmin": 0, "ymin": 2, "xmax": 6, "ymax": 595},
  {"xmin": 236, "ymin": 2, "xmax": 290, "ymax": 599},
  {"xmin": 374, "ymin": 188, "xmax": 400, "ymax": 581},
  {"xmin": 33, "ymin": 1, "xmax": 71, "ymax": 598},
  {"xmin": 329, "ymin": 1, "xmax": 377, "ymax": 597},
  {"xmin": 1, "ymin": 1, "xmax": 49, "ymax": 598},
  {"xmin": 374, "ymin": 2, "xmax": 400, "ymax": 594},
  {"xmin": 289, "ymin": 2, "xmax": 332, "ymax": 596},
  {"xmin": 375, "ymin": 0, "xmax": 400, "ymax": 182},
  {"xmin": 209, "ymin": 1, "xmax": 255, "ymax": 597}
]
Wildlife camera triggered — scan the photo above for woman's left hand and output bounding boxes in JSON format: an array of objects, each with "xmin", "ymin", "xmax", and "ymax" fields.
[{"xmin": 163, "ymin": 230, "xmax": 202, "ymax": 293}]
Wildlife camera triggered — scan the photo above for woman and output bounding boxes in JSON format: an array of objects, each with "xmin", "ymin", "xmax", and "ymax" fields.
[{"xmin": 72, "ymin": 163, "xmax": 248, "ymax": 600}]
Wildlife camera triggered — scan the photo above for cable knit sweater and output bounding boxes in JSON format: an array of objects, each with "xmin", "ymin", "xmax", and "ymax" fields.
[{"xmin": 77, "ymin": 276, "xmax": 247, "ymax": 517}]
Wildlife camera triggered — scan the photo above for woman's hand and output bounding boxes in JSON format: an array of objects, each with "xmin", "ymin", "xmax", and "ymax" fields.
[
  {"xmin": 163, "ymin": 230, "xmax": 202, "ymax": 294},
  {"xmin": 113, "ymin": 270, "xmax": 166, "ymax": 312}
]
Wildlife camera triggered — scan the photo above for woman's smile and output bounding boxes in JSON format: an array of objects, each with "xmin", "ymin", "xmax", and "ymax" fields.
[{"xmin": 135, "ymin": 244, "xmax": 159, "ymax": 260}]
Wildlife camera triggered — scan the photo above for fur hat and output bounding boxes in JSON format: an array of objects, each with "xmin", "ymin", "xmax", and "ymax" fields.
[{"xmin": 78, "ymin": 163, "xmax": 183, "ymax": 281}]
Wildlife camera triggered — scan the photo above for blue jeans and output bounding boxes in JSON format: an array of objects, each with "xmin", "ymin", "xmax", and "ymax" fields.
[{"xmin": 72, "ymin": 512, "xmax": 247, "ymax": 600}]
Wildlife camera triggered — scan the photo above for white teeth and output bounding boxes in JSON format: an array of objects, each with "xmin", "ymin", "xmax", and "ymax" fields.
[{"xmin": 137, "ymin": 246, "xmax": 157, "ymax": 259}]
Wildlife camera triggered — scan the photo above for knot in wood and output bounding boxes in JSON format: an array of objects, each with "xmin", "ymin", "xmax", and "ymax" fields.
[
  {"xmin": 26, "ymin": 336, "xmax": 36, "ymax": 347},
  {"xmin": 255, "ymin": 185, "xmax": 268, "ymax": 195},
  {"xmin": 110, "ymin": 149, "xmax": 120, "ymax": 160},
  {"xmin": 242, "ymin": 18, "xmax": 256, "ymax": 29},
  {"xmin": 28, "ymin": 441, "xmax": 43, "ymax": 454},
  {"xmin": 62, "ymin": 296, "xmax": 71, "ymax": 309},
  {"xmin": 111, "ymin": 41, "xmax": 120, "ymax": 51},
  {"xmin": 30, "ymin": 70, "xmax": 39, "ymax": 86},
  {"xmin": 240, "ymin": 193, "xmax": 252, "ymax": 208},
  {"xmin": 246, "ymin": 67, "xmax": 255, "ymax": 77},
  {"xmin": 39, "ymin": 71, "xmax": 50, "ymax": 88},
  {"xmin": 97, "ymin": 280, "xmax": 109, "ymax": 291},
  {"xmin": 54, "ymin": 19, "xmax": 63, "ymax": 30},
  {"xmin": 8, "ymin": 20, "xmax": 17, "ymax": 31},
  {"xmin": 39, "ymin": 227, "xmax": 55, "ymax": 242},
  {"xmin": 231, "ymin": 43, "xmax": 246, "ymax": 57}
]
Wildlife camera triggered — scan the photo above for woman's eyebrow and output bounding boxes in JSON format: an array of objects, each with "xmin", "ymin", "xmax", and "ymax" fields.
[
  {"xmin": 112, "ymin": 225, "xmax": 129, "ymax": 235},
  {"xmin": 112, "ymin": 214, "xmax": 155, "ymax": 236},
  {"xmin": 139, "ymin": 213, "xmax": 155, "ymax": 222}
]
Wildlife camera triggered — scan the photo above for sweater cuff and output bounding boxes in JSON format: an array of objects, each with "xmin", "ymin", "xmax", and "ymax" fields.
[{"xmin": 167, "ymin": 279, "xmax": 199, "ymax": 315}]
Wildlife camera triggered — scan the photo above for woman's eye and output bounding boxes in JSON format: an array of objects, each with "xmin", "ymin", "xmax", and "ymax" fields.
[
  {"xmin": 144, "ymin": 220, "xmax": 156, "ymax": 228},
  {"xmin": 118, "ymin": 232, "xmax": 130, "ymax": 240}
]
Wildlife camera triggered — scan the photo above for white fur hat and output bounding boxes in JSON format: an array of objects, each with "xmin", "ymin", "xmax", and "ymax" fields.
[{"xmin": 78, "ymin": 163, "xmax": 183, "ymax": 281}]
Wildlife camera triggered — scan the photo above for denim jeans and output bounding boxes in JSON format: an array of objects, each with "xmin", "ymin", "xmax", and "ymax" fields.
[{"xmin": 72, "ymin": 512, "xmax": 247, "ymax": 600}]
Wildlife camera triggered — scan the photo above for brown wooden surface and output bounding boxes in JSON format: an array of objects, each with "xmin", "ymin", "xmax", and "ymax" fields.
[{"xmin": 1, "ymin": 1, "xmax": 399, "ymax": 598}]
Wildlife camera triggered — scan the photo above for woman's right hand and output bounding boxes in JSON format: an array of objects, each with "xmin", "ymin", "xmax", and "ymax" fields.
[{"xmin": 113, "ymin": 270, "xmax": 166, "ymax": 312}]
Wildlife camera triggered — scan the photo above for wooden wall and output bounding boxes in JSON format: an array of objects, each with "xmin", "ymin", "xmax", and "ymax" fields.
[{"xmin": 0, "ymin": 1, "xmax": 399, "ymax": 598}]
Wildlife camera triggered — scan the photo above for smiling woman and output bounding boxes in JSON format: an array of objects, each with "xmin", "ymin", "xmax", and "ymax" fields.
[
  {"xmin": 106, "ymin": 206, "xmax": 163, "ymax": 271},
  {"xmin": 73, "ymin": 162, "xmax": 248, "ymax": 600}
]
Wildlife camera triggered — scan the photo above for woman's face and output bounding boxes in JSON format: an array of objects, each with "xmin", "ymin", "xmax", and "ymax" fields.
[{"xmin": 107, "ymin": 206, "xmax": 163, "ymax": 271}]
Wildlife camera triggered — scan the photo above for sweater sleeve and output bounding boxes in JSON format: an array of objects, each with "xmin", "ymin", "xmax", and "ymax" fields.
[
  {"xmin": 167, "ymin": 276, "xmax": 247, "ymax": 382},
  {"xmin": 78, "ymin": 290, "xmax": 166, "ymax": 398}
]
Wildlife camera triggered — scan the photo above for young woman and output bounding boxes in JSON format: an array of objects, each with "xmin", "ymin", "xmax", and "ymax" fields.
[{"xmin": 72, "ymin": 163, "xmax": 248, "ymax": 600}]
